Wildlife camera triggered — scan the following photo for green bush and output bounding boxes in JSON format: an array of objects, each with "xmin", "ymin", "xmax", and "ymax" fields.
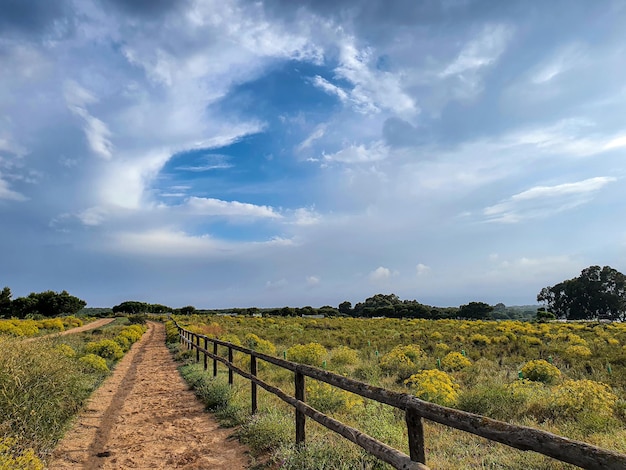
[
  {"xmin": 179, "ymin": 364, "xmax": 232, "ymax": 410},
  {"xmin": 379, "ymin": 344, "xmax": 427, "ymax": 380},
  {"xmin": 520, "ymin": 359, "xmax": 561, "ymax": 384},
  {"xmin": 79, "ymin": 354, "xmax": 110, "ymax": 373},
  {"xmin": 287, "ymin": 342, "xmax": 327, "ymax": 366},
  {"xmin": 441, "ymin": 352, "xmax": 472, "ymax": 371},
  {"xmin": 85, "ymin": 339, "xmax": 123, "ymax": 360},
  {"xmin": 238, "ymin": 408, "xmax": 292, "ymax": 453}
]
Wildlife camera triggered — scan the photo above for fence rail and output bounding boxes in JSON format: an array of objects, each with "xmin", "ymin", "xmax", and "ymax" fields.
[{"xmin": 174, "ymin": 321, "xmax": 626, "ymax": 470}]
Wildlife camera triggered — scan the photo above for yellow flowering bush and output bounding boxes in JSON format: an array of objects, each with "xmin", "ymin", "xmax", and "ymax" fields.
[
  {"xmin": 0, "ymin": 321, "xmax": 23, "ymax": 336},
  {"xmin": 329, "ymin": 346, "xmax": 359, "ymax": 366},
  {"xmin": 521, "ymin": 335, "xmax": 541, "ymax": 346},
  {"xmin": 0, "ymin": 437, "xmax": 44, "ymax": 470},
  {"xmin": 287, "ymin": 342, "xmax": 327, "ymax": 366},
  {"xmin": 549, "ymin": 379, "xmax": 618, "ymax": 419},
  {"xmin": 55, "ymin": 344, "xmax": 76, "ymax": 358},
  {"xmin": 39, "ymin": 318, "xmax": 65, "ymax": 331},
  {"xmin": 306, "ymin": 380, "xmax": 363, "ymax": 413},
  {"xmin": 520, "ymin": 359, "xmax": 561, "ymax": 384},
  {"xmin": 244, "ymin": 333, "xmax": 277, "ymax": 356},
  {"xmin": 405, "ymin": 369, "xmax": 460, "ymax": 406},
  {"xmin": 441, "ymin": 352, "xmax": 472, "ymax": 371},
  {"xmin": 62, "ymin": 315, "xmax": 83, "ymax": 328},
  {"xmin": 165, "ymin": 320, "xmax": 180, "ymax": 343},
  {"xmin": 434, "ymin": 342, "xmax": 450, "ymax": 355},
  {"xmin": 16, "ymin": 320, "xmax": 40, "ymax": 336},
  {"xmin": 379, "ymin": 344, "xmax": 427, "ymax": 380},
  {"xmin": 79, "ymin": 353, "xmax": 110, "ymax": 372},
  {"xmin": 470, "ymin": 334, "xmax": 491, "ymax": 346},
  {"xmin": 565, "ymin": 345, "xmax": 592, "ymax": 358},
  {"xmin": 85, "ymin": 339, "xmax": 124, "ymax": 360}
]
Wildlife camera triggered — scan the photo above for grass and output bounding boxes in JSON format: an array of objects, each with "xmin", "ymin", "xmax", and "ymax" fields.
[{"xmin": 0, "ymin": 316, "xmax": 147, "ymax": 465}]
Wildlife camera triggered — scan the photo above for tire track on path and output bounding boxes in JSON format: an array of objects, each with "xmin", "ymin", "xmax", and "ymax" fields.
[{"xmin": 49, "ymin": 322, "xmax": 251, "ymax": 469}]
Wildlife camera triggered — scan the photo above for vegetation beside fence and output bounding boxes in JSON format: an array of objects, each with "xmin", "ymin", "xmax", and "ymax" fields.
[{"xmin": 172, "ymin": 319, "xmax": 626, "ymax": 470}]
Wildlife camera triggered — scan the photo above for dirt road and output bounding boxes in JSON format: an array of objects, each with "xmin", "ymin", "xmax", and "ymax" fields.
[{"xmin": 48, "ymin": 322, "xmax": 251, "ymax": 469}]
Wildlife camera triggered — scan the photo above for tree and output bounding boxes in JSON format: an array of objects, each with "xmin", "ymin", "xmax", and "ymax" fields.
[
  {"xmin": 458, "ymin": 301, "xmax": 494, "ymax": 320},
  {"xmin": 537, "ymin": 265, "xmax": 626, "ymax": 321},
  {"xmin": 0, "ymin": 286, "xmax": 12, "ymax": 318},
  {"xmin": 337, "ymin": 301, "xmax": 352, "ymax": 315},
  {"xmin": 112, "ymin": 301, "xmax": 149, "ymax": 314},
  {"xmin": 179, "ymin": 305, "xmax": 196, "ymax": 315},
  {"xmin": 10, "ymin": 290, "xmax": 86, "ymax": 318}
]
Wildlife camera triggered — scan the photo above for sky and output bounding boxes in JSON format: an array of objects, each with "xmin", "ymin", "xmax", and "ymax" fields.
[{"xmin": 1, "ymin": 0, "xmax": 625, "ymax": 309}]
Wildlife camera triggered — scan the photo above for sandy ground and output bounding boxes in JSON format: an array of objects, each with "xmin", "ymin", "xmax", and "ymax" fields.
[
  {"xmin": 48, "ymin": 322, "xmax": 251, "ymax": 469},
  {"xmin": 23, "ymin": 318, "xmax": 116, "ymax": 343}
]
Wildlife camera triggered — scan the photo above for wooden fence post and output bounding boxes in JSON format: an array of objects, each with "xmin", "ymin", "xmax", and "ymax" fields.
[
  {"xmin": 213, "ymin": 342, "xmax": 218, "ymax": 377},
  {"xmin": 406, "ymin": 408, "xmax": 426, "ymax": 465},
  {"xmin": 203, "ymin": 337, "xmax": 208, "ymax": 371},
  {"xmin": 228, "ymin": 347, "xmax": 234, "ymax": 385},
  {"xmin": 295, "ymin": 370, "xmax": 305, "ymax": 446},
  {"xmin": 251, "ymin": 355, "xmax": 258, "ymax": 414},
  {"xmin": 195, "ymin": 334, "xmax": 200, "ymax": 363}
]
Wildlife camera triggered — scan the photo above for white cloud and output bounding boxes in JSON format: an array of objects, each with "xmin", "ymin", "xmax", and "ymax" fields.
[
  {"xmin": 306, "ymin": 275, "xmax": 320, "ymax": 286},
  {"xmin": 0, "ymin": 174, "xmax": 27, "ymax": 201},
  {"xmin": 441, "ymin": 24, "xmax": 512, "ymax": 77},
  {"xmin": 296, "ymin": 124, "xmax": 327, "ymax": 152},
  {"xmin": 439, "ymin": 24, "xmax": 512, "ymax": 101},
  {"xmin": 291, "ymin": 207, "xmax": 322, "ymax": 226},
  {"xmin": 266, "ymin": 278, "xmax": 288, "ymax": 290},
  {"xmin": 531, "ymin": 44, "xmax": 586, "ymax": 84},
  {"xmin": 77, "ymin": 206, "xmax": 108, "ymax": 226},
  {"xmin": 186, "ymin": 197, "xmax": 282, "ymax": 218},
  {"xmin": 323, "ymin": 141, "xmax": 389, "ymax": 164},
  {"xmin": 64, "ymin": 81, "xmax": 114, "ymax": 159},
  {"xmin": 312, "ymin": 76, "xmax": 349, "ymax": 102},
  {"xmin": 483, "ymin": 176, "xmax": 617, "ymax": 223},
  {"xmin": 416, "ymin": 263, "xmax": 431, "ymax": 276},
  {"xmin": 369, "ymin": 266, "xmax": 391, "ymax": 282}
]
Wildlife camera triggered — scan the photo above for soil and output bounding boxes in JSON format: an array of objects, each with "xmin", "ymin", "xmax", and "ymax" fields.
[{"xmin": 48, "ymin": 322, "xmax": 251, "ymax": 469}]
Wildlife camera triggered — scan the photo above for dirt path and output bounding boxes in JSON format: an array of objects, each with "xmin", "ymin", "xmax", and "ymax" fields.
[
  {"xmin": 48, "ymin": 322, "xmax": 251, "ymax": 469},
  {"xmin": 23, "ymin": 318, "xmax": 115, "ymax": 343}
]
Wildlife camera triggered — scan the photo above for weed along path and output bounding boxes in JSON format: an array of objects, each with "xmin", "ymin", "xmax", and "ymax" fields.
[{"xmin": 49, "ymin": 322, "xmax": 251, "ymax": 469}]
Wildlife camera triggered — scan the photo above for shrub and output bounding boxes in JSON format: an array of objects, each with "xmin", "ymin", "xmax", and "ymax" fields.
[
  {"xmin": 113, "ymin": 334, "xmax": 131, "ymax": 351},
  {"xmin": 0, "ymin": 321, "xmax": 24, "ymax": 337},
  {"xmin": 329, "ymin": 346, "xmax": 359, "ymax": 366},
  {"xmin": 39, "ymin": 318, "xmax": 65, "ymax": 331},
  {"xmin": 405, "ymin": 369, "xmax": 460, "ymax": 406},
  {"xmin": 565, "ymin": 345, "xmax": 592, "ymax": 358},
  {"xmin": 379, "ymin": 344, "xmax": 427, "ymax": 380},
  {"xmin": 0, "ymin": 437, "xmax": 44, "ymax": 470},
  {"xmin": 62, "ymin": 316, "xmax": 83, "ymax": 328},
  {"xmin": 306, "ymin": 380, "xmax": 363, "ymax": 413},
  {"xmin": 441, "ymin": 352, "xmax": 471, "ymax": 371},
  {"xmin": 287, "ymin": 343, "xmax": 327, "ymax": 366},
  {"xmin": 79, "ymin": 353, "xmax": 109, "ymax": 372},
  {"xmin": 548, "ymin": 379, "xmax": 618, "ymax": 420},
  {"xmin": 470, "ymin": 334, "xmax": 491, "ymax": 346},
  {"xmin": 55, "ymin": 344, "xmax": 76, "ymax": 358},
  {"xmin": 180, "ymin": 364, "xmax": 232, "ymax": 410},
  {"xmin": 238, "ymin": 408, "xmax": 292, "ymax": 453},
  {"xmin": 85, "ymin": 339, "xmax": 123, "ymax": 360},
  {"xmin": 520, "ymin": 359, "xmax": 561, "ymax": 384},
  {"xmin": 244, "ymin": 333, "xmax": 277, "ymax": 356},
  {"xmin": 164, "ymin": 321, "xmax": 179, "ymax": 343}
]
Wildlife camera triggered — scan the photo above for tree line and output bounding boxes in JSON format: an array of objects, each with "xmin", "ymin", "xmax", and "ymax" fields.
[{"xmin": 0, "ymin": 287, "xmax": 86, "ymax": 318}]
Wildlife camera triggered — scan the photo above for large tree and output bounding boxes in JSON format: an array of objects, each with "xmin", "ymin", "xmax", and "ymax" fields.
[
  {"xmin": 537, "ymin": 265, "xmax": 626, "ymax": 321},
  {"xmin": 10, "ymin": 290, "xmax": 86, "ymax": 318}
]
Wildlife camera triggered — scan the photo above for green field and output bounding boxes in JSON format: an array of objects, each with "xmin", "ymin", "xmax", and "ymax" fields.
[{"xmin": 171, "ymin": 315, "xmax": 626, "ymax": 469}]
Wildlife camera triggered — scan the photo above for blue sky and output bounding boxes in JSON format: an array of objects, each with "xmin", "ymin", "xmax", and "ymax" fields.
[{"xmin": 1, "ymin": 0, "xmax": 625, "ymax": 309}]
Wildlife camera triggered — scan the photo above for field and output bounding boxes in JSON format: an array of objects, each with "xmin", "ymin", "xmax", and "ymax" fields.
[{"xmin": 171, "ymin": 315, "xmax": 626, "ymax": 469}]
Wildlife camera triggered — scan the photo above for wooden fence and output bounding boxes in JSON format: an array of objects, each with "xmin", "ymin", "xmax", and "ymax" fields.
[{"xmin": 174, "ymin": 321, "xmax": 626, "ymax": 470}]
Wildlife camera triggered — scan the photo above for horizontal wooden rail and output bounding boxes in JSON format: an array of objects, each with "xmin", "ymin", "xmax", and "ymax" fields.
[{"xmin": 174, "ymin": 321, "xmax": 626, "ymax": 470}]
